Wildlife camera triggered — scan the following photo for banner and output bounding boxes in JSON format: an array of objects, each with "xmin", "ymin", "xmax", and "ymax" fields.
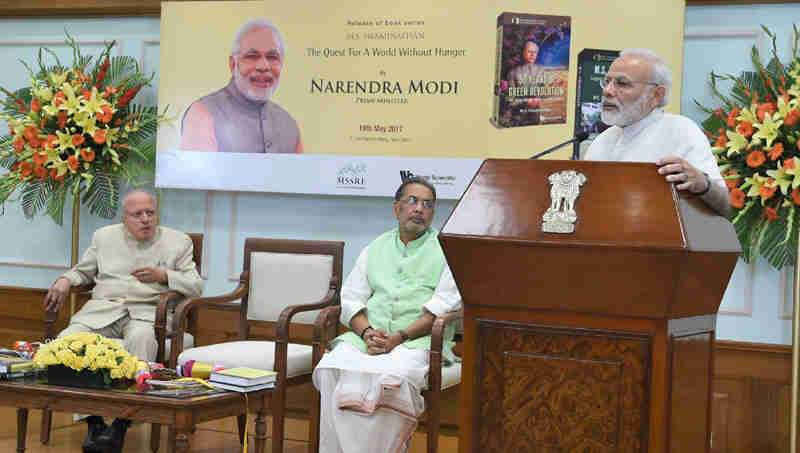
[
  {"xmin": 572, "ymin": 48, "xmax": 618, "ymax": 158},
  {"xmin": 156, "ymin": 1, "xmax": 487, "ymax": 197},
  {"xmin": 155, "ymin": 0, "xmax": 688, "ymax": 196}
]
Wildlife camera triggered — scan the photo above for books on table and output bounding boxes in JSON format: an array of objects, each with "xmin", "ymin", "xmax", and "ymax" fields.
[
  {"xmin": 209, "ymin": 367, "xmax": 276, "ymax": 386},
  {"xmin": 210, "ymin": 381, "xmax": 275, "ymax": 393},
  {"xmin": 0, "ymin": 353, "xmax": 40, "ymax": 380},
  {"xmin": 0, "ymin": 355, "xmax": 34, "ymax": 373}
]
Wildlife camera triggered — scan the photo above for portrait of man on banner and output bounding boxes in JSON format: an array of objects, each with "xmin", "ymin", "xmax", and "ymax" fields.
[{"xmin": 180, "ymin": 18, "xmax": 302, "ymax": 154}]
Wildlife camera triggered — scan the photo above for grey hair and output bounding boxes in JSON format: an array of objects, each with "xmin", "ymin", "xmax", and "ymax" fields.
[
  {"xmin": 522, "ymin": 40, "xmax": 539, "ymax": 54},
  {"xmin": 395, "ymin": 176, "xmax": 436, "ymax": 201},
  {"xmin": 122, "ymin": 190, "xmax": 157, "ymax": 212},
  {"xmin": 620, "ymin": 48, "xmax": 672, "ymax": 107},
  {"xmin": 231, "ymin": 19, "xmax": 286, "ymax": 58}
]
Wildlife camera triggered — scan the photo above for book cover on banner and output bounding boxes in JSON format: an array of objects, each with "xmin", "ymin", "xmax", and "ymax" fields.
[
  {"xmin": 491, "ymin": 12, "xmax": 571, "ymax": 129},
  {"xmin": 210, "ymin": 367, "xmax": 276, "ymax": 386},
  {"xmin": 573, "ymin": 48, "xmax": 619, "ymax": 158}
]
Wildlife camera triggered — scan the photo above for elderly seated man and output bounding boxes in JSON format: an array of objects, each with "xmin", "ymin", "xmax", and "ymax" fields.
[
  {"xmin": 313, "ymin": 176, "xmax": 462, "ymax": 453},
  {"xmin": 44, "ymin": 190, "xmax": 203, "ymax": 453}
]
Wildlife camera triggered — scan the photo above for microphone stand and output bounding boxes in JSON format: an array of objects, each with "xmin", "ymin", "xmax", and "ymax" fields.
[{"xmin": 530, "ymin": 132, "xmax": 590, "ymax": 160}]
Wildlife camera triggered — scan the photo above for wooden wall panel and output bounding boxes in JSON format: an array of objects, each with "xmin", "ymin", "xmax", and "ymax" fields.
[
  {"xmin": 713, "ymin": 378, "xmax": 750, "ymax": 453},
  {"xmin": 714, "ymin": 341, "xmax": 796, "ymax": 453},
  {"xmin": 0, "ymin": 0, "xmax": 795, "ymax": 18},
  {"xmin": 0, "ymin": 286, "xmax": 57, "ymax": 348},
  {"xmin": 0, "ymin": 0, "xmax": 166, "ymax": 17}
]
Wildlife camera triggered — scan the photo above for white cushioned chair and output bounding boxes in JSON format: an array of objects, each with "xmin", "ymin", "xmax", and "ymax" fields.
[
  {"xmin": 314, "ymin": 305, "xmax": 463, "ymax": 453},
  {"xmin": 169, "ymin": 238, "xmax": 343, "ymax": 453}
]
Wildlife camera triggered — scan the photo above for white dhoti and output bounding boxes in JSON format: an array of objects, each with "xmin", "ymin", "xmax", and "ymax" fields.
[{"xmin": 312, "ymin": 343, "xmax": 429, "ymax": 453}]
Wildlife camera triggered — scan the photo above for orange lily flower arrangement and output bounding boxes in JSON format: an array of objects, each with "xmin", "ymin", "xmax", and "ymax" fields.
[
  {"xmin": 0, "ymin": 32, "xmax": 164, "ymax": 224},
  {"xmin": 698, "ymin": 25, "xmax": 800, "ymax": 268}
]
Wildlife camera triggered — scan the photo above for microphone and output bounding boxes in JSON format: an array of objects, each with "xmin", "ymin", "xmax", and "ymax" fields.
[{"xmin": 529, "ymin": 131, "xmax": 590, "ymax": 160}]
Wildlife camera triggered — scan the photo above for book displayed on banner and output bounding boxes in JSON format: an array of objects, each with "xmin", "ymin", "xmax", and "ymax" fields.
[
  {"xmin": 573, "ymin": 48, "xmax": 619, "ymax": 158},
  {"xmin": 491, "ymin": 12, "xmax": 571, "ymax": 129}
]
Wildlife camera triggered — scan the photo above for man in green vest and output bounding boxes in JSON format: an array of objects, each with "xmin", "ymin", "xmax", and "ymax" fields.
[{"xmin": 313, "ymin": 176, "xmax": 462, "ymax": 453}]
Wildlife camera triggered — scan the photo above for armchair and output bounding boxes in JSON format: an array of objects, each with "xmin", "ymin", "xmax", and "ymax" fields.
[
  {"xmin": 39, "ymin": 232, "xmax": 203, "ymax": 446},
  {"xmin": 169, "ymin": 238, "xmax": 344, "ymax": 453},
  {"xmin": 313, "ymin": 305, "xmax": 463, "ymax": 453}
]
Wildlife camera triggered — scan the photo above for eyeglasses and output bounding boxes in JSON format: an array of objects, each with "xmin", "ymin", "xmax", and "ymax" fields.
[
  {"xmin": 126, "ymin": 209, "xmax": 156, "ymax": 220},
  {"xmin": 400, "ymin": 196, "xmax": 435, "ymax": 210},
  {"xmin": 236, "ymin": 49, "xmax": 282, "ymax": 66},
  {"xmin": 600, "ymin": 76, "xmax": 660, "ymax": 90}
]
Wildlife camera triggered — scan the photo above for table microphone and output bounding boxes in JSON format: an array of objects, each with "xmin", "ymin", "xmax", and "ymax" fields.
[{"xmin": 529, "ymin": 131, "xmax": 590, "ymax": 160}]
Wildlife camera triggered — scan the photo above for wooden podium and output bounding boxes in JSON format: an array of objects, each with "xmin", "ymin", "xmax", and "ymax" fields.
[{"xmin": 439, "ymin": 159, "xmax": 740, "ymax": 453}]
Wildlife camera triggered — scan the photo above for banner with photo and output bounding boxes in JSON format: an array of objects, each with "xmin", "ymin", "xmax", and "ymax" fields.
[
  {"xmin": 156, "ymin": 0, "xmax": 488, "ymax": 198},
  {"xmin": 155, "ymin": 0, "xmax": 687, "ymax": 197}
]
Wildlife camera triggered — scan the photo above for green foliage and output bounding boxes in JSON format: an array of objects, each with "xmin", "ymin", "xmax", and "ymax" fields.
[
  {"xmin": 20, "ymin": 178, "xmax": 52, "ymax": 219},
  {"xmin": 83, "ymin": 169, "xmax": 120, "ymax": 220}
]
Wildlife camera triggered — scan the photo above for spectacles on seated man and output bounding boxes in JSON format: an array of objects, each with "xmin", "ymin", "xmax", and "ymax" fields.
[{"xmin": 401, "ymin": 196, "xmax": 435, "ymax": 210}]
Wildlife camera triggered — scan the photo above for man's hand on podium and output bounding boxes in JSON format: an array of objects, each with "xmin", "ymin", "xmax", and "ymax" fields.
[
  {"xmin": 656, "ymin": 156, "xmax": 709, "ymax": 195},
  {"xmin": 656, "ymin": 156, "xmax": 730, "ymax": 217}
]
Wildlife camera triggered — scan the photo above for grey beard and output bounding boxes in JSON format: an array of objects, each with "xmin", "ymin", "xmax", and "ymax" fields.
[
  {"xmin": 233, "ymin": 61, "xmax": 278, "ymax": 103},
  {"xmin": 601, "ymin": 90, "xmax": 653, "ymax": 127}
]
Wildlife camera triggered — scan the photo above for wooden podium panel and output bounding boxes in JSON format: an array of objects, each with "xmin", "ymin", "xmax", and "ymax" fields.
[
  {"xmin": 668, "ymin": 330, "xmax": 714, "ymax": 452},
  {"xmin": 477, "ymin": 320, "xmax": 651, "ymax": 452},
  {"xmin": 441, "ymin": 159, "xmax": 739, "ymax": 453}
]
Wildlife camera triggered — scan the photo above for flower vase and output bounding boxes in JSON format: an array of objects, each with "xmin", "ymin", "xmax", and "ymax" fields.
[{"xmin": 47, "ymin": 364, "xmax": 107, "ymax": 389}]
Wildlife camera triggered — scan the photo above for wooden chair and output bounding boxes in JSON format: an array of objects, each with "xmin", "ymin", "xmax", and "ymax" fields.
[
  {"xmin": 169, "ymin": 238, "xmax": 344, "ymax": 453},
  {"xmin": 40, "ymin": 232, "xmax": 204, "ymax": 446},
  {"xmin": 313, "ymin": 306, "xmax": 463, "ymax": 453}
]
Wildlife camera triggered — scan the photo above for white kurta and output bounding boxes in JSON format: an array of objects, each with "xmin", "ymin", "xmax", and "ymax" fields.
[
  {"xmin": 585, "ymin": 108, "xmax": 725, "ymax": 187},
  {"xmin": 313, "ymin": 242, "xmax": 462, "ymax": 453}
]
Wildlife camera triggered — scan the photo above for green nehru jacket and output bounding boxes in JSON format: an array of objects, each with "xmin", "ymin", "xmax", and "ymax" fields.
[{"xmin": 332, "ymin": 228, "xmax": 460, "ymax": 364}]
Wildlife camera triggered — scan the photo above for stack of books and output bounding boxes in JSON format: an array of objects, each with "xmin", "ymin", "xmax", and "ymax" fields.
[
  {"xmin": 209, "ymin": 367, "xmax": 276, "ymax": 393},
  {"xmin": 0, "ymin": 353, "xmax": 39, "ymax": 379}
]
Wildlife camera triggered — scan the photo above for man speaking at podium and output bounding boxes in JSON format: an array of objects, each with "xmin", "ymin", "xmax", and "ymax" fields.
[{"xmin": 585, "ymin": 48, "xmax": 730, "ymax": 216}]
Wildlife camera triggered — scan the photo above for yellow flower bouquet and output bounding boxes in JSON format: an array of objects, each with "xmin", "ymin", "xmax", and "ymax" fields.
[
  {"xmin": 698, "ymin": 25, "xmax": 800, "ymax": 268},
  {"xmin": 0, "ymin": 32, "xmax": 164, "ymax": 225},
  {"xmin": 34, "ymin": 332, "xmax": 141, "ymax": 387}
]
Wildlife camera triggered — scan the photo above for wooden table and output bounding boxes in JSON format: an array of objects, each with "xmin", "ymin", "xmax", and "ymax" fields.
[{"xmin": 0, "ymin": 379, "xmax": 269, "ymax": 453}]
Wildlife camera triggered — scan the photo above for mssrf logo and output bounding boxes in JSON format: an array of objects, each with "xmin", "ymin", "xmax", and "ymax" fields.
[{"xmin": 337, "ymin": 162, "xmax": 367, "ymax": 189}]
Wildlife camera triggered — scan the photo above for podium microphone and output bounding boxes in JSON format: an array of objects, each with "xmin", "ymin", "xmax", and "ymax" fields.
[{"xmin": 529, "ymin": 131, "xmax": 590, "ymax": 160}]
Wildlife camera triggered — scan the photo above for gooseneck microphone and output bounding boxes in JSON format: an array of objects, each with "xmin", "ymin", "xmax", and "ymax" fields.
[{"xmin": 529, "ymin": 131, "xmax": 590, "ymax": 160}]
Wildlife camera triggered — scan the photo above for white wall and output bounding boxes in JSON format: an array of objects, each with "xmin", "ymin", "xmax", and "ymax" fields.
[{"xmin": 1, "ymin": 6, "xmax": 797, "ymax": 345}]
